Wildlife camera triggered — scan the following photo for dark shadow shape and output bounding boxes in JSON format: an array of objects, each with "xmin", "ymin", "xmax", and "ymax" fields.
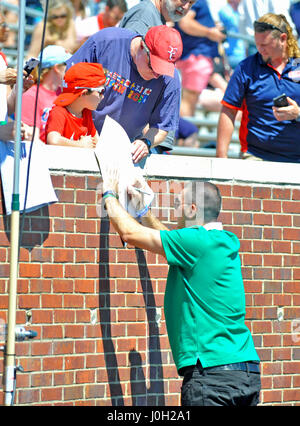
[
  {"xmin": 97, "ymin": 219, "xmax": 165, "ymax": 406},
  {"xmin": 131, "ymin": 249, "xmax": 165, "ymax": 406},
  {"xmin": 3, "ymin": 205, "xmax": 50, "ymax": 252},
  {"xmin": 98, "ymin": 217, "xmax": 124, "ymax": 406},
  {"xmin": 129, "ymin": 350, "xmax": 147, "ymax": 406}
]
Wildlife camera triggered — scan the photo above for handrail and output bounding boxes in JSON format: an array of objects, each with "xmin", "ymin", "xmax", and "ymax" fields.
[
  {"xmin": 225, "ymin": 30, "xmax": 255, "ymax": 46},
  {"xmin": 1, "ymin": 1, "xmax": 44, "ymax": 19},
  {"xmin": 171, "ymin": 146, "xmax": 240, "ymax": 158}
]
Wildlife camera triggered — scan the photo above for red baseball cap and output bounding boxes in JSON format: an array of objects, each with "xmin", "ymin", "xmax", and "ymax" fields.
[
  {"xmin": 55, "ymin": 62, "xmax": 106, "ymax": 106},
  {"xmin": 144, "ymin": 25, "xmax": 183, "ymax": 77}
]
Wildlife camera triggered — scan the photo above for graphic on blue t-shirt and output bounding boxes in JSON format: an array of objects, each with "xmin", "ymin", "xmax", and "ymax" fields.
[{"xmin": 105, "ymin": 70, "xmax": 153, "ymax": 104}]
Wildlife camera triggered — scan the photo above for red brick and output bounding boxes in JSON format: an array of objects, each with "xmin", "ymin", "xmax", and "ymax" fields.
[
  {"xmin": 253, "ymin": 187, "xmax": 272, "ymax": 199},
  {"xmin": 75, "ymin": 219, "xmax": 96, "ymax": 234},
  {"xmin": 263, "ymin": 200, "xmax": 281, "ymax": 212},
  {"xmin": 65, "ymin": 175, "xmax": 86, "ymax": 189},
  {"xmin": 232, "ymin": 185, "xmax": 251, "ymax": 198},
  {"xmin": 283, "ymin": 201, "xmax": 300, "ymax": 214},
  {"xmin": 273, "ymin": 188, "xmax": 291, "ymax": 200},
  {"xmin": 42, "ymin": 264, "xmax": 64, "ymax": 278},
  {"xmin": 253, "ymin": 213, "xmax": 272, "ymax": 225},
  {"xmin": 41, "ymin": 294, "xmax": 63, "ymax": 308},
  {"xmin": 262, "ymin": 390, "xmax": 282, "ymax": 403},
  {"xmin": 41, "ymin": 387, "xmax": 63, "ymax": 402},
  {"xmin": 274, "ymin": 214, "xmax": 292, "ymax": 227},
  {"xmin": 53, "ymin": 249, "xmax": 73, "ymax": 263},
  {"xmin": 243, "ymin": 199, "xmax": 261, "ymax": 211},
  {"xmin": 64, "ymin": 385, "xmax": 84, "ymax": 401},
  {"xmin": 19, "ymin": 263, "xmax": 41, "ymax": 278}
]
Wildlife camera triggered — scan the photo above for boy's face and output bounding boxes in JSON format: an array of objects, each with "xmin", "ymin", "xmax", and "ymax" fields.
[{"xmin": 83, "ymin": 86, "xmax": 105, "ymax": 110}]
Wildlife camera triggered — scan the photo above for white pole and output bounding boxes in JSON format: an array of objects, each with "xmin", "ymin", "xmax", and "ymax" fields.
[{"xmin": 4, "ymin": 0, "xmax": 26, "ymax": 406}]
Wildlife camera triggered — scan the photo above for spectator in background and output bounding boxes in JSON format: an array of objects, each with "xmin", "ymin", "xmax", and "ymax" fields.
[
  {"xmin": 26, "ymin": 0, "xmax": 78, "ymax": 59},
  {"xmin": 75, "ymin": 0, "xmax": 127, "ymax": 44},
  {"xmin": 175, "ymin": 0, "xmax": 226, "ymax": 117},
  {"xmin": 0, "ymin": 12, "xmax": 10, "ymax": 125},
  {"xmin": 119, "ymin": 0, "xmax": 196, "ymax": 37},
  {"xmin": 0, "ymin": 10, "xmax": 33, "ymax": 123},
  {"xmin": 21, "ymin": 45, "xmax": 72, "ymax": 141},
  {"xmin": 218, "ymin": 0, "xmax": 245, "ymax": 69},
  {"xmin": 217, "ymin": 13, "xmax": 300, "ymax": 162},
  {"xmin": 70, "ymin": 0, "xmax": 88, "ymax": 21},
  {"xmin": 119, "ymin": 0, "xmax": 196, "ymax": 153},
  {"xmin": 45, "ymin": 62, "xmax": 106, "ymax": 148},
  {"xmin": 238, "ymin": 0, "xmax": 294, "ymax": 55},
  {"xmin": 175, "ymin": 117, "xmax": 199, "ymax": 147},
  {"xmin": 1, "ymin": 0, "xmax": 44, "ymax": 49},
  {"xmin": 0, "ymin": 10, "xmax": 34, "ymax": 141},
  {"xmin": 290, "ymin": 0, "xmax": 300, "ymax": 39}
]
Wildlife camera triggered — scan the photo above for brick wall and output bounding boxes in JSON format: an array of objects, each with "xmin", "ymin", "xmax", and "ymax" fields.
[{"xmin": 0, "ymin": 156, "xmax": 300, "ymax": 406}]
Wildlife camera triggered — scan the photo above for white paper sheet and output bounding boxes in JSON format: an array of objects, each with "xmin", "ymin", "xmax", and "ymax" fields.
[
  {"xmin": 94, "ymin": 115, "xmax": 153, "ymax": 217},
  {"xmin": 0, "ymin": 139, "xmax": 58, "ymax": 215}
]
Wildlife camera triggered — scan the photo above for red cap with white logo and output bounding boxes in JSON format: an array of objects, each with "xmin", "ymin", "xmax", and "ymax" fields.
[{"xmin": 144, "ymin": 25, "xmax": 183, "ymax": 77}]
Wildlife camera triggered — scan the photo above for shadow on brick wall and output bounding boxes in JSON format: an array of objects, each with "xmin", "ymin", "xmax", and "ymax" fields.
[
  {"xmin": 2, "ymin": 205, "xmax": 50, "ymax": 251},
  {"xmin": 134, "ymin": 249, "xmax": 165, "ymax": 406},
  {"xmin": 99, "ymin": 217, "xmax": 124, "ymax": 406},
  {"xmin": 98, "ymin": 218, "xmax": 165, "ymax": 406}
]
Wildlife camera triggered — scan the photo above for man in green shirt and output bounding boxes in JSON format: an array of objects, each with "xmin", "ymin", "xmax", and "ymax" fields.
[{"xmin": 102, "ymin": 176, "xmax": 261, "ymax": 406}]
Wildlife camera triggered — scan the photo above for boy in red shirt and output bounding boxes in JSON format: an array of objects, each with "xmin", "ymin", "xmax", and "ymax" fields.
[{"xmin": 45, "ymin": 62, "xmax": 106, "ymax": 148}]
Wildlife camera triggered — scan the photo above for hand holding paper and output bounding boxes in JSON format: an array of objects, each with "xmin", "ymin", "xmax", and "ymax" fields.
[
  {"xmin": 94, "ymin": 116, "xmax": 154, "ymax": 218},
  {"xmin": 127, "ymin": 170, "xmax": 154, "ymax": 218}
]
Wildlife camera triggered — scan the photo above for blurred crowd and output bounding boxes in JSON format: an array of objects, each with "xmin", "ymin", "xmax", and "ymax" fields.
[{"xmin": 1, "ymin": 0, "xmax": 300, "ymax": 162}]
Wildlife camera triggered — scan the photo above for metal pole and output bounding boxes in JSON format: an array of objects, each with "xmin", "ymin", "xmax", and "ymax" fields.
[{"xmin": 4, "ymin": 0, "xmax": 25, "ymax": 406}]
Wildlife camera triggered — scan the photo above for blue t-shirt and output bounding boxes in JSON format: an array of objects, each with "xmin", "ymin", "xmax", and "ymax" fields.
[
  {"xmin": 218, "ymin": 4, "xmax": 245, "ymax": 65},
  {"xmin": 222, "ymin": 53, "xmax": 300, "ymax": 162},
  {"xmin": 175, "ymin": 0, "xmax": 219, "ymax": 60},
  {"xmin": 66, "ymin": 27, "xmax": 181, "ymax": 142}
]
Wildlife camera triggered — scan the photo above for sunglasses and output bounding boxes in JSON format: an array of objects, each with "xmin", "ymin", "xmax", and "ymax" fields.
[
  {"xmin": 0, "ymin": 22, "xmax": 8, "ymax": 29},
  {"xmin": 254, "ymin": 21, "xmax": 286, "ymax": 34},
  {"xmin": 75, "ymin": 86, "xmax": 106, "ymax": 95},
  {"xmin": 142, "ymin": 40, "xmax": 156, "ymax": 74},
  {"xmin": 50, "ymin": 13, "xmax": 68, "ymax": 20}
]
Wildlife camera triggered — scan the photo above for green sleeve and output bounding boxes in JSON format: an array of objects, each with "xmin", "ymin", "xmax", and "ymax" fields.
[{"xmin": 160, "ymin": 227, "xmax": 206, "ymax": 269}]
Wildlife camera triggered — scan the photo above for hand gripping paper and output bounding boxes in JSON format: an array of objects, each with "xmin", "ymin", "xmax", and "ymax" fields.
[{"xmin": 94, "ymin": 115, "xmax": 153, "ymax": 217}]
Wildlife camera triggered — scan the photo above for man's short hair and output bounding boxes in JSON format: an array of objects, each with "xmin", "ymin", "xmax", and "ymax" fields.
[{"xmin": 186, "ymin": 181, "xmax": 222, "ymax": 223}]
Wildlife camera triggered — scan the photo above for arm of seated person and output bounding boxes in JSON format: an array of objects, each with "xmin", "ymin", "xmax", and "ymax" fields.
[
  {"xmin": 131, "ymin": 127, "xmax": 168, "ymax": 163},
  {"xmin": 47, "ymin": 131, "xmax": 97, "ymax": 148},
  {"xmin": 0, "ymin": 121, "xmax": 34, "ymax": 142}
]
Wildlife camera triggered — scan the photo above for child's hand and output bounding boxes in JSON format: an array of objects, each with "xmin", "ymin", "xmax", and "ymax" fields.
[{"xmin": 79, "ymin": 135, "xmax": 97, "ymax": 148}]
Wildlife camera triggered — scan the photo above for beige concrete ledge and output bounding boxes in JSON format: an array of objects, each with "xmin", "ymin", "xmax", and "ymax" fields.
[{"xmin": 46, "ymin": 145, "xmax": 300, "ymax": 186}]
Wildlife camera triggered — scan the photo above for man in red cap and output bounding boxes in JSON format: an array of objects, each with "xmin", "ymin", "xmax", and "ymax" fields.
[
  {"xmin": 66, "ymin": 25, "xmax": 183, "ymax": 163},
  {"xmin": 45, "ymin": 62, "xmax": 106, "ymax": 148}
]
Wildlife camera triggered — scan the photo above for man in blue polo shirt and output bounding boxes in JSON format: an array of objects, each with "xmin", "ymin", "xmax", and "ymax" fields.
[{"xmin": 217, "ymin": 13, "xmax": 300, "ymax": 162}]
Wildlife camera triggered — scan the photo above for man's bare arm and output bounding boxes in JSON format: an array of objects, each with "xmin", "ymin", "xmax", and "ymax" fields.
[
  {"xmin": 105, "ymin": 197, "xmax": 166, "ymax": 257},
  {"xmin": 216, "ymin": 105, "xmax": 238, "ymax": 158},
  {"xmin": 141, "ymin": 210, "xmax": 169, "ymax": 231}
]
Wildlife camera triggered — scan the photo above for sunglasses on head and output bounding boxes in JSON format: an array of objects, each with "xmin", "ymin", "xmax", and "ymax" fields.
[
  {"xmin": 254, "ymin": 20, "xmax": 286, "ymax": 34},
  {"xmin": 50, "ymin": 13, "xmax": 68, "ymax": 20},
  {"xmin": 75, "ymin": 86, "xmax": 106, "ymax": 95}
]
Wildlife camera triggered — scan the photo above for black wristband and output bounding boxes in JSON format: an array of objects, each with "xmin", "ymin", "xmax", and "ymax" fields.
[{"xmin": 139, "ymin": 137, "xmax": 152, "ymax": 151}]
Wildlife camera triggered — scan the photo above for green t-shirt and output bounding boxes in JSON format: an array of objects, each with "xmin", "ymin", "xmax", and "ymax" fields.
[{"xmin": 160, "ymin": 226, "xmax": 260, "ymax": 373}]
